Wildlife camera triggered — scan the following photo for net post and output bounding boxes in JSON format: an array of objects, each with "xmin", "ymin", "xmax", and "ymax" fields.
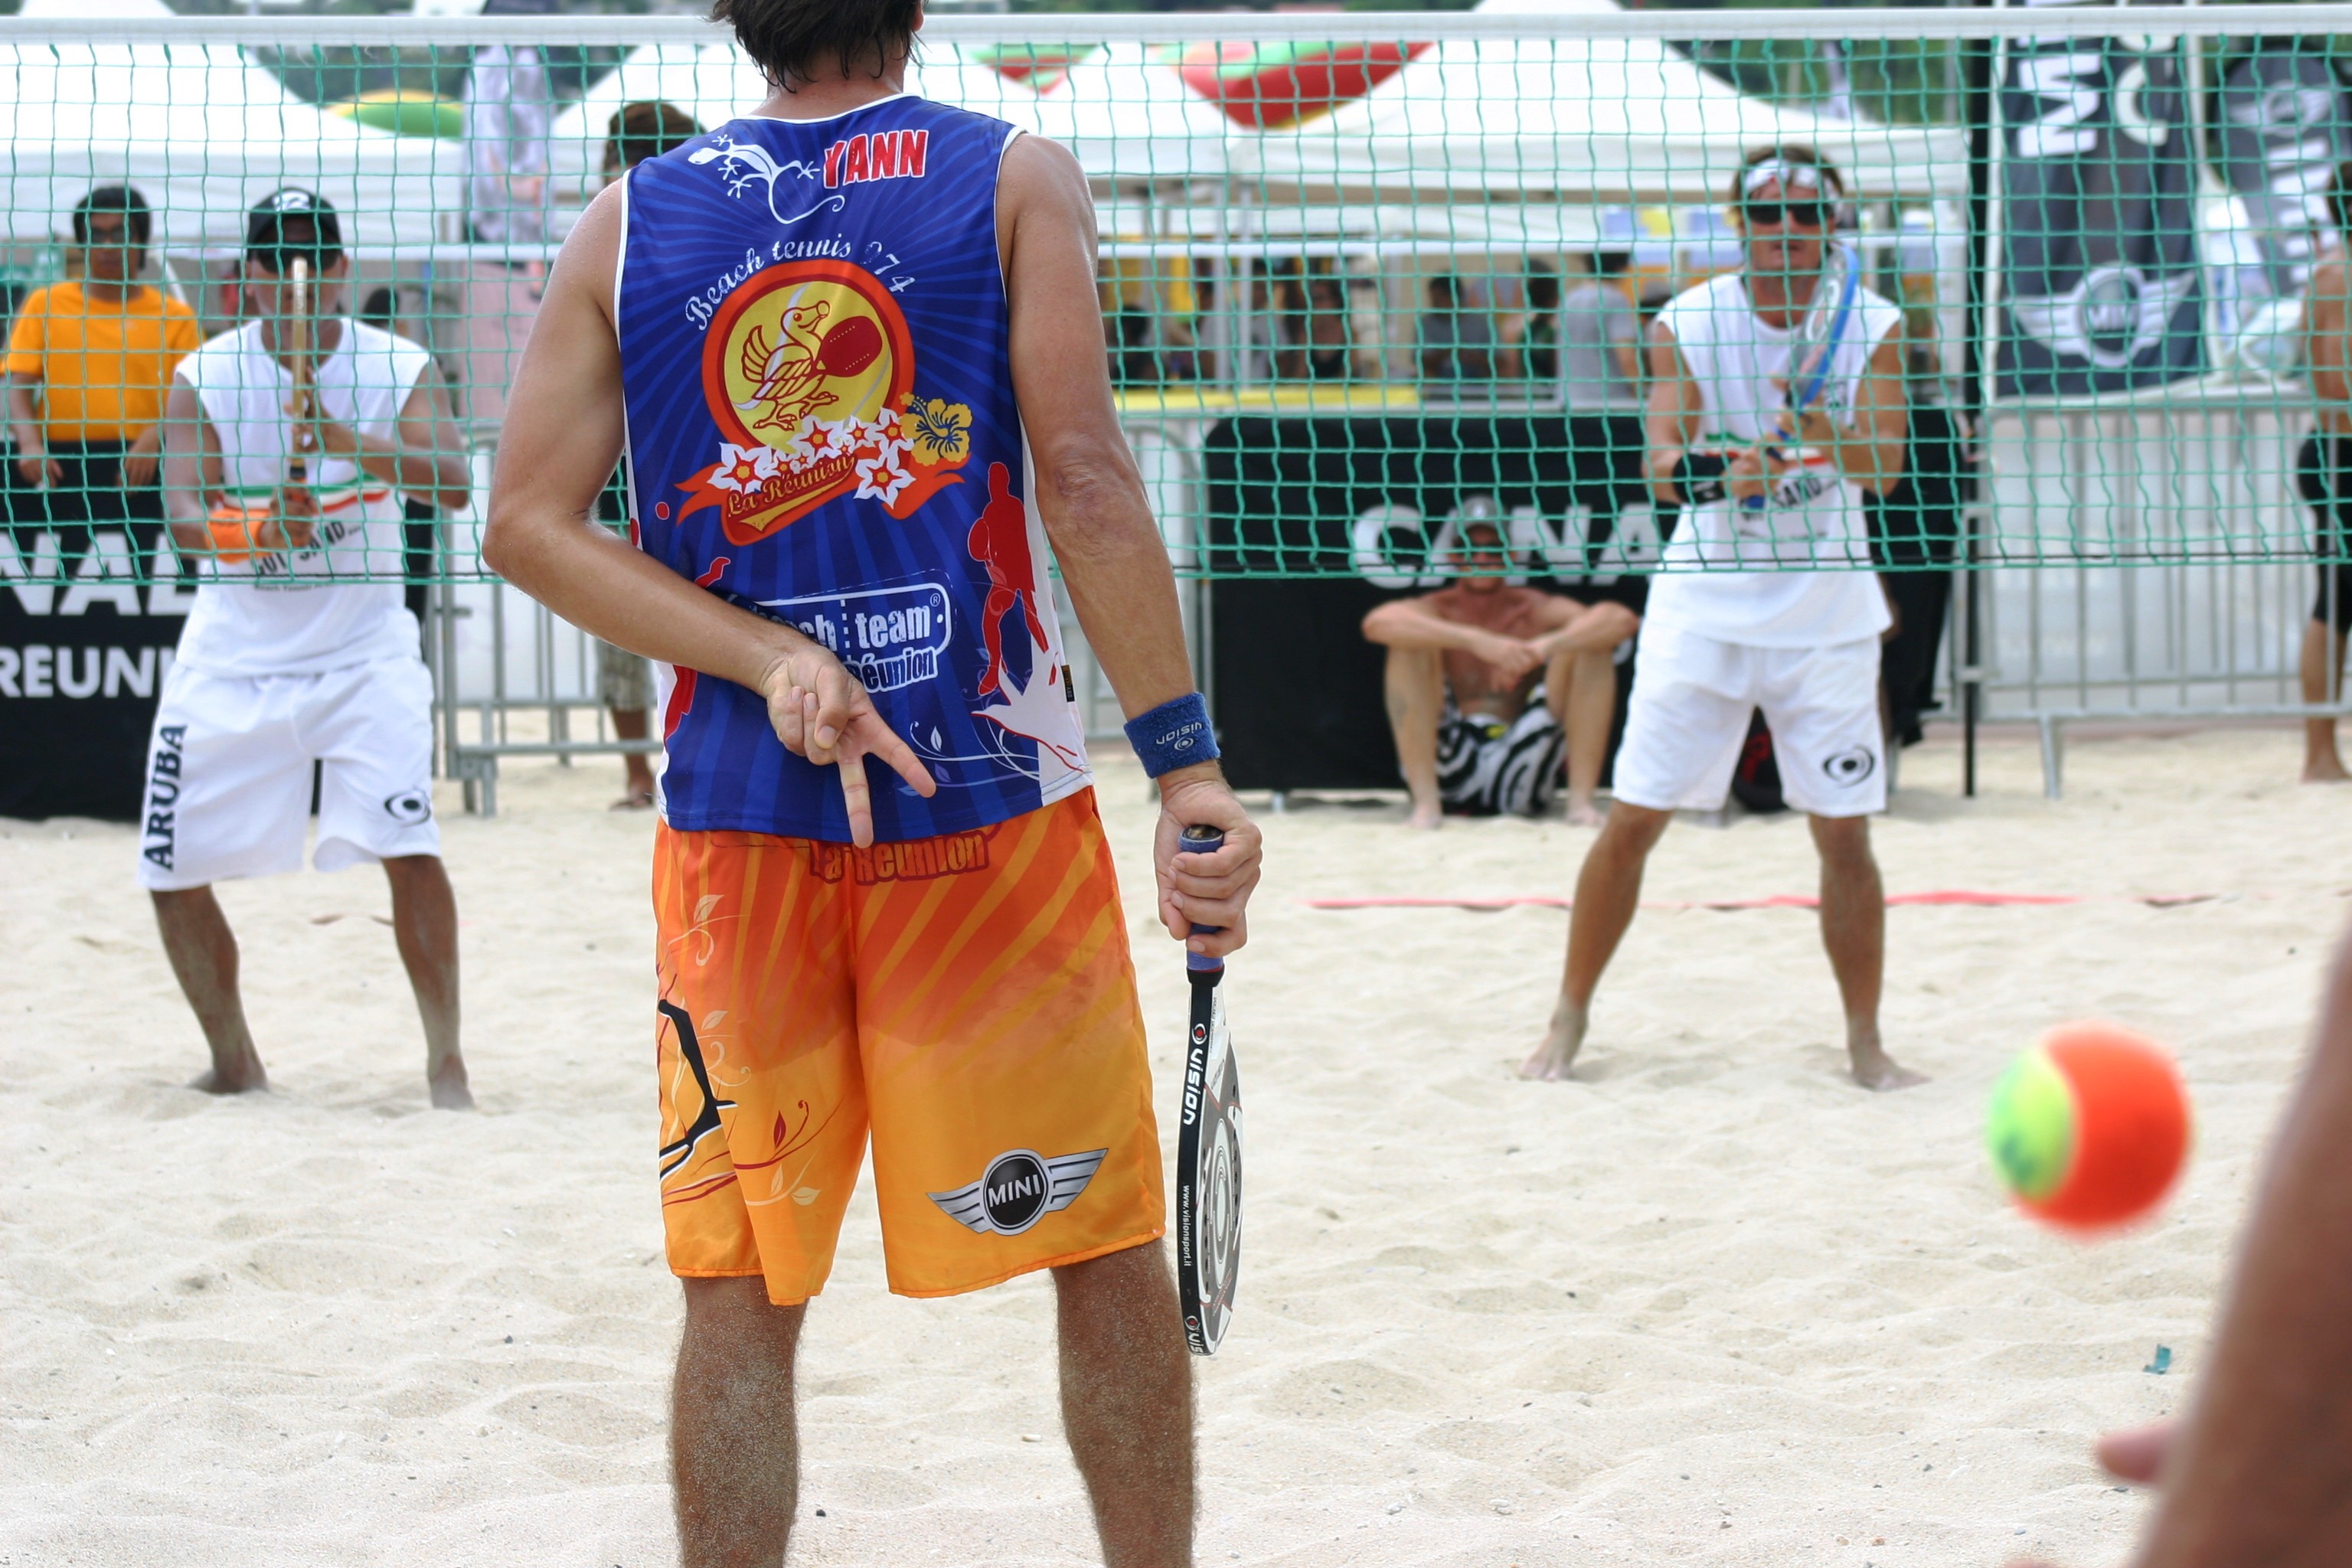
[{"xmin": 1958, "ymin": 4, "xmax": 1998, "ymax": 799}]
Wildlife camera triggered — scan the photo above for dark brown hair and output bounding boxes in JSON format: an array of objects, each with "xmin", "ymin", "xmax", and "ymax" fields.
[
  {"xmin": 603, "ymin": 100, "xmax": 703, "ymax": 178},
  {"xmin": 709, "ymin": 0, "xmax": 921, "ymax": 88},
  {"xmin": 1726, "ymin": 143, "xmax": 1845, "ymax": 210}
]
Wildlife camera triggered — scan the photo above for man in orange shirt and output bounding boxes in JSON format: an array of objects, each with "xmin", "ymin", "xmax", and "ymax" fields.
[{"xmin": 5, "ymin": 185, "xmax": 201, "ymax": 528}]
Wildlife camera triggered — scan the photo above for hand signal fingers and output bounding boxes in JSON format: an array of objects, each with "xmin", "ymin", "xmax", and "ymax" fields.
[
  {"xmin": 766, "ymin": 682, "xmax": 809, "ymax": 756},
  {"xmin": 835, "ymin": 748, "xmax": 877, "ymax": 849},
  {"xmin": 854, "ymin": 713, "xmax": 936, "ymax": 798},
  {"xmin": 811, "ymin": 664, "xmax": 863, "ymax": 755}
]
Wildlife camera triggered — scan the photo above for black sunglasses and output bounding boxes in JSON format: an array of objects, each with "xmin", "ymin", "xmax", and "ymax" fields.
[{"xmin": 1745, "ymin": 201, "xmax": 1831, "ymax": 230}]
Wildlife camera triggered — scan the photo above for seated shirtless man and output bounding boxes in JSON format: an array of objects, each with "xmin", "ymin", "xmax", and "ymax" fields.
[{"xmin": 1363, "ymin": 511, "xmax": 1639, "ymax": 828}]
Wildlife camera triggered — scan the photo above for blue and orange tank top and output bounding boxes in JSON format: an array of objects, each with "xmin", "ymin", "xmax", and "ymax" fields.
[{"xmin": 616, "ymin": 96, "xmax": 1092, "ymax": 843}]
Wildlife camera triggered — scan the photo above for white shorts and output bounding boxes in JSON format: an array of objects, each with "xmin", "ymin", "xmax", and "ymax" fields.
[
  {"xmin": 1613, "ymin": 629, "xmax": 1885, "ymax": 817},
  {"xmin": 136, "ymin": 657, "xmax": 439, "ymax": 891}
]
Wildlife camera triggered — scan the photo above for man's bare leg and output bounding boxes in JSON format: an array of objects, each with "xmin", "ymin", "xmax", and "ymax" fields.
[
  {"xmin": 150, "ymin": 886, "xmax": 266, "ymax": 1093},
  {"xmin": 1054, "ymin": 1242, "xmax": 1194, "ymax": 1567},
  {"xmin": 1383, "ymin": 645, "xmax": 1446, "ymax": 829},
  {"xmin": 672, "ymin": 1276, "xmax": 803, "ymax": 1568},
  {"xmin": 1551, "ymin": 645, "xmax": 1616, "ymax": 827},
  {"xmin": 1521, "ymin": 802, "xmax": 1670, "ymax": 1080},
  {"xmin": 2301, "ymin": 619, "xmax": 2348, "ymax": 782},
  {"xmin": 1808, "ymin": 814, "xmax": 1923, "ymax": 1091},
  {"xmin": 383, "ymin": 854, "xmax": 471, "ymax": 1109}
]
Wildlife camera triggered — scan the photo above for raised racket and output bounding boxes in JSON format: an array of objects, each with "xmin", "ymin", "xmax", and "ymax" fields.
[
  {"xmin": 1740, "ymin": 241, "xmax": 1858, "ymax": 513},
  {"xmin": 286, "ymin": 256, "xmax": 312, "ymax": 486},
  {"xmin": 1174, "ymin": 823, "xmax": 1243, "ymax": 1357}
]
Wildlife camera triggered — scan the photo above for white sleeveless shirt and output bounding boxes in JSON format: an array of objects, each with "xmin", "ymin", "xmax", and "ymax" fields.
[
  {"xmin": 1645, "ymin": 272, "xmax": 1898, "ymax": 647},
  {"xmin": 174, "ymin": 319, "xmax": 433, "ymax": 676}
]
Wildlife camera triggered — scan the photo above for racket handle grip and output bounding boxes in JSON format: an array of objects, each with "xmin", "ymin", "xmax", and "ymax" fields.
[{"xmin": 1179, "ymin": 824, "xmax": 1225, "ymax": 974}]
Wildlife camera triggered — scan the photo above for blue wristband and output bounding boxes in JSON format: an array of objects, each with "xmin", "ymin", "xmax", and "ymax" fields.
[{"xmin": 1124, "ymin": 692, "xmax": 1220, "ymax": 779}]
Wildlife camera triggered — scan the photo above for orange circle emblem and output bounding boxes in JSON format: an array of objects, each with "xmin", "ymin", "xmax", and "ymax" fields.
[{"xmin": 703, "ymin": 260, "xmax": 914, "ymax": 453}]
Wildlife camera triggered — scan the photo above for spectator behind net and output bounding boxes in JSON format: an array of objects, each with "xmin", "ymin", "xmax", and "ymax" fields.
[
  {"xmin": 5, "ymin": 185, "xmax": 200, "ymax": 526},
  {"xmin": 1419, "ymin": 273, "xmax": 1494, "ymax": 388}
]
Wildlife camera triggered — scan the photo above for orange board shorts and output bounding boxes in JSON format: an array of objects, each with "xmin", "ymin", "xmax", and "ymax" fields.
[{"xmin": 652, "ymin": 788, "xmax": 1165, "ymax": 1304}]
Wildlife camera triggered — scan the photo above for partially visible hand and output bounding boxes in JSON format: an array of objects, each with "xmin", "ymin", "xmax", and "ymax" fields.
[
  {"xmin": 1154, "ymin": 766, "xmax": 1260, "ymax": 959},
  {"xmin": 308, "ymin": 413, "xmax": 366, "ymax": 462},
  {"xmin": 1727, "ymin": 440, "xmax": 1790, "ymax": 505},
  {"xmin": 756, "ymin": 640, "xmax": 935, "ymax": 848},
  {"xmin": 120, "ymin": 448, "xmax": 158, "ymax": 488},
  {"xmin": 1782, "ymin": 402, "xmax": 1844, "ymax": 452},
  {"xmin": 2002, "ymin": 1421, "xmax": 2174, "ymax": 1567},
  {"xmin": 2096, "ymin": 1420, "xmax": 2171, "ymax": 1485},
  {"xmin": 260, "ymin": 482, "xmax": 318, "ymax": 550},
  {"xmin": 16, "ymin": 451, "xmax": 60, "ymax": 488},
  {"xmin": 1480, "ymin": 632, "xmax": 1544, "ymax": 685}
]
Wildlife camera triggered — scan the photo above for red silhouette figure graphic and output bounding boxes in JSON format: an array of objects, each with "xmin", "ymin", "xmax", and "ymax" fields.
[{"xmin": 969, "ymin": 462, "xmax": 1047, "ymax": 697}]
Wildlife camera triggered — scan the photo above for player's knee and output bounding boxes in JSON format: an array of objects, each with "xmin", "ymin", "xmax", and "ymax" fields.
[
  {"xmin": 1600, "ymin": 802, "xmax": 1671, "ymax": 854},
  {"xmin": 1808, "ymin": 813, "xmax": 1875, "ymax": 866},
  {"xmin": 681, "ymin": 1276, "xmax": 806, "ymax": 1351}
]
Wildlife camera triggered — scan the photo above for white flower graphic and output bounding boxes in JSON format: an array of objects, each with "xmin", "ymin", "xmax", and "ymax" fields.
[
  {"xmin": 708, "ymin": 442, "xmax": 779, "ymax": 494},
  {"xmin": 854, "ymin": 450, "xmax": 913, "ymax": 506}
]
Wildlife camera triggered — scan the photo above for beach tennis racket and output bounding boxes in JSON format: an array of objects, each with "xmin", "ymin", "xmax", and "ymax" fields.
[
  {"xmin": 286, "ymin": 257, "xmax": 312, "ymax": 486},
  {"xmin": 1174, "ymin": 823, "xmax": 1243, "ymax": 1357},
  {"xmin": 1741, "ymin": 241, "xmax": 1858, "ymax": 513}
]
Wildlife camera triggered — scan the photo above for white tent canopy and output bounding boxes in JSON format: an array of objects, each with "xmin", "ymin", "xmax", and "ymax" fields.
[
  {"xmin": 1244, "ymin": 0, "xmax": 1967, "ymax": 207},
  {"xmin": 0, "ymin": 8, "xmax": 459, "ymax": 254},
  {"xmin": 547, "ymin": 38, "xmax": 1234, "ymax": 197}
]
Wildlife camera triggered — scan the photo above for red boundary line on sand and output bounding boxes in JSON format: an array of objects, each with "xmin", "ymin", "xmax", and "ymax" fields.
[{"xmin": 1302, "ymin": 891, "xmax": 2224, "ymax": 913}]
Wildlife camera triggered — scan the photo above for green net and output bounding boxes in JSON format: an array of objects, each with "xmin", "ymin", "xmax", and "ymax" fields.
[{"xmin": 0, "ymin": 5, "xmax": 2343, "ymax": 617}]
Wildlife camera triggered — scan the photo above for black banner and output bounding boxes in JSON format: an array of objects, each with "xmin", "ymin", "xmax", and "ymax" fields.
[
  {"xmin": 2, "ymin": 518, "xmax": 191, "ymax": 822},
  {"xmin": 1998, "ymin": 34, "xmax": 2203, "ymax": 397},
  {"xmin": 2216, "ymin": 44, "xmax": 2350, "ymax": 300},
  {"xmin": 1204, "ymin": 416, "xmax": 1656, "ymax": 791}
]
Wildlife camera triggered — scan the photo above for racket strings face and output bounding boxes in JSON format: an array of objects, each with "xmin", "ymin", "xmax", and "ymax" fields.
[{"xmin": 1786, "ymin": 247, "xmax": 1854, "ymax": 412}]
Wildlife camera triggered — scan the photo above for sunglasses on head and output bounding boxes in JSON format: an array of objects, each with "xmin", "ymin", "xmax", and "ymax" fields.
[{"xmin": 1745, "ymin": 201, "xmax": 1831, "ymax": 230}]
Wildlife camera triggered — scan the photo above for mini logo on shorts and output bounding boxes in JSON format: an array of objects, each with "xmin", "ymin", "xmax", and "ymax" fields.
[
  {"xmin": 1821, "ymin": 746, "xmax": 1877, "ymax": 786},
  {"xmin": 926, "ymin": 1147, "xmax": 1108, "ymax": 1236},
  {"xmin": 384, "ymin": 790, "xmax": 433, "ymax": 825}
]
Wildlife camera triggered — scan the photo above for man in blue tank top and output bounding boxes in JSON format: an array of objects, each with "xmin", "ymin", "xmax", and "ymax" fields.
[{"xmin": 482, "ymin": 2, "xmax": 1261, "ymax": 1562}]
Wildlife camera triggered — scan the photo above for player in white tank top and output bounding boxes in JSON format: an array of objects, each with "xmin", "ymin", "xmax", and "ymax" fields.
[
  {"xmin": 1522, "ymin": 151, "xmax": 1925, "ymax": 1095},
  {"xmin": 142, "ymin": 188, "xmax": 479, "ymax": 1108}
]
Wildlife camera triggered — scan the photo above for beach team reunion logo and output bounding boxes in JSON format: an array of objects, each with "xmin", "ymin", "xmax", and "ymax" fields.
[
  {"xmin": 927, "ymin": 1148, "xmax": 1108, "ymax": 1236},
  {"xmin": 674, "ymin": 260, "xmax": 975, "ymax": 546}
]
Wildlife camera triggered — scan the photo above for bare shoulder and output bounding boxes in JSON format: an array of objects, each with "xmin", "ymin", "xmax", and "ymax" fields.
[
  {"xmin": 550, "ymin": 181, "xmax": 627, "ymax": 318},
  {"xmin": 998, "ymin": 131, "xmax": 1090, "ymax": 214}
]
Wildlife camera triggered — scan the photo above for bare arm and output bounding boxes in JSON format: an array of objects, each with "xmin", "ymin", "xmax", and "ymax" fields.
[
  {"xmin": 998, "ymin": 132, "xmax": 1259, "ymax": 954},
  {"xmin": 1644, "ymin": 320, "xmax": 1707, "ymax": 503},
  {"xmin": 5, "ymin": 376, "xmax": 56, "ymax": 486},
  {"xmin": 310, "ymin": 361, "xmax": 472, "ymax": 511},
  {"xmin": 479, "ymin": 182, "xmax": 931, "ymax": 847},
  {"xmin": 2308, "ymin": 257, "xmax": 2352, "ymax": 413}
]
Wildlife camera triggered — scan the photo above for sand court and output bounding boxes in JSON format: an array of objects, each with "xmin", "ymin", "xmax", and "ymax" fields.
[{"xmin": 2, "ymin": 727, "xmax": 2341, "ymax": 1565}]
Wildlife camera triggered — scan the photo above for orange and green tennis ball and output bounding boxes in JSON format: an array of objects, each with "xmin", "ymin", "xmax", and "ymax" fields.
[{"xmin": 1987, "ymin": 1023, "xmax": 2190, "ymax": 1230}]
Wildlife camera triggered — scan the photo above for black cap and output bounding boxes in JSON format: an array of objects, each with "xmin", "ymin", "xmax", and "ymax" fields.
[{"xmin": 244, "ymin": 188, "xmax": 343, "ymax": 273}]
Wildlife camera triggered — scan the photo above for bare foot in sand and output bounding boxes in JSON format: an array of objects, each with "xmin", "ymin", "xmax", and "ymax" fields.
[
  {"xmin": 1519, "ymin": 996, "xmax": 1586, "ymax": 1080},
  {"xmin": 1407, "ymin": 799, "xmax": 1442, "ymax": 831},
  {"xmin": 2304, "ymin": 754, "xmax": 2350, "ymax": 783},
  {"xmin": 190, "ymin": 1056, "xmax": 267, "ymax": 1095},
  {"xmin": 1849, "ymin": 1027, "xmax": 1926, "ymax": 1091},
  {"xmin": 430, "ymin": 1057, "xmax": 475, "ymax": 1111}
]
